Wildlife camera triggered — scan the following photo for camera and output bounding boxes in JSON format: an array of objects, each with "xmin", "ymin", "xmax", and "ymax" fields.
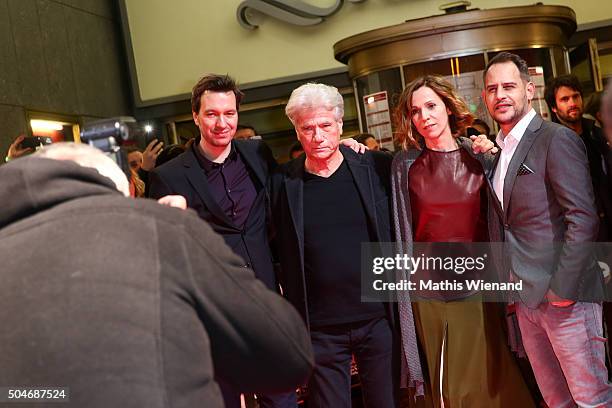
[
  {"xmin": 20, "ymin": 136, "xmax": 53, "ymax": 149},
  {"xmin": 80, "ymin": 117, "xmax": 155, "ymax": 176}
]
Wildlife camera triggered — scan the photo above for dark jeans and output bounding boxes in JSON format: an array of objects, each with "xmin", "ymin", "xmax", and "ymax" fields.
[
  {"xmin": 258, "ymin": 391, "xmax": 297, "ymax": 408},
  {"xmin": 220, "ymin": 380, "xmax": 297, "ymax": 408},
  {"xmin": 308, "ymin": 316, "xmax": 399, "ymax": 408}
]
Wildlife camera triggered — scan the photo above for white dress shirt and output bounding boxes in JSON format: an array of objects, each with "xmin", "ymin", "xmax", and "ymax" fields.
[{"xmin": 493, "ymin": 108, "xmax": 537, "ymax": 209}]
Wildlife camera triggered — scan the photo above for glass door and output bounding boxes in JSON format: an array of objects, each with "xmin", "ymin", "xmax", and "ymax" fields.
[{"xmin": 570, "ymin": 38, "xmax": 604, "ymax": 98}]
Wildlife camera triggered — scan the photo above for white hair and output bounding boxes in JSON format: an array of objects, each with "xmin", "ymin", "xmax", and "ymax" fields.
[
  {"xmin": 285, "ymin": 83, "xmax": 344, "ymax": 124},
  {"xmin": 35, "ymin": 142, "xmax": 130, "ymax": 197}
]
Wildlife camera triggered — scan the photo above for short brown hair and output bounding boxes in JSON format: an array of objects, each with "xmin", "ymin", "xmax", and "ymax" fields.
[
  {"xmin": 484, "ymin": 52, "xmax": 531, "ymax": 83},
  {"xmin": 191, "ymin": 74, "xmax": 244, "ymax": 113},
  {"xmin": 394, "ymin": 75, "xmax": 474, "ymax": 150},
  {"xmin": 544, "ymin": 74, "xmax": 583, "ymax": 110}
]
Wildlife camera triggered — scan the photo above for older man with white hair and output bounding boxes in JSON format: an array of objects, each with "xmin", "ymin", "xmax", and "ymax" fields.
[
  {"xmin": 270, "ymin": 81, "xmax": 500, "ymax": 408},
  {"xmin": 270, "ymin": 83, "xmax": 401, "ymax": 408},
  {"xmin": 0, "ymin": 143, "xmax": 314, "ymax": 408}
]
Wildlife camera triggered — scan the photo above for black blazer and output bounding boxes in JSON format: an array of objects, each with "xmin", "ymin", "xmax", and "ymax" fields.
[
  {"xmin": 148, "ymin": 139, "xmax": 278, "ymax": 290},
  {"xmin": 270, "ymin": 146, "xmax": 394, "ymax": 328}
]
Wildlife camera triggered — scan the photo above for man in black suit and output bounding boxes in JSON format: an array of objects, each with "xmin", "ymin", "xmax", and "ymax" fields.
[
  {"xmin": 271, "ymin": 83, "xmax": 399, "ymax": 408},
  {"xmin": 148, "ymin": 74, "xmax": 288, "ymax": 408},
  {"xmin": 483, "ymin": 52, "xmax": 612, "ymax": 407}
]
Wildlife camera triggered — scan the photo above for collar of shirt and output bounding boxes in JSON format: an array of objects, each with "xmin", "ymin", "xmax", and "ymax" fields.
[
  {"xmin": 193, "ymin": 142, "xmax": 238, "ymax": 174},
  {"xmin": 495, "ymin": 108, "xmax": 536, "ymax": 150}
]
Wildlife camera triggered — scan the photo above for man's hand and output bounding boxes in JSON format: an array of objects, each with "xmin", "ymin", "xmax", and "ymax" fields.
[
  {"xmin": 470, "ymin": 134, "xmax": 498, "ymax": 155},
  {"xmin": 599, "ymin": 261, "xmax": 611, "ymax": 284},
  {"xmin": 341, "ymin": 138, "xmax": 367, "ymax": 154},
  {"xmin": 603, "ymin": 126, "xmax": 612, "ymax": 147},
  {"xmin": 157, "ymin": 195, "xmax": 187, "ymax": 210},
  {"xmin": 142, "ymin": 139, "xmax": 163, "ymax": 171},
  {"xmin": 7, "ymin": 134, "xmax": 34, "ymax": 160}
]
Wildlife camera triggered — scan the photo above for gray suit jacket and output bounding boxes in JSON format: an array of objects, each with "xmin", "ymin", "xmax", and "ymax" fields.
[{"xmin": 487, "ymin": 113, "xmax": 604, "ymax": 307}]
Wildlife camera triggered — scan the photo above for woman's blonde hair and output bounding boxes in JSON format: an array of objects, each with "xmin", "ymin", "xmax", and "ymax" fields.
[{"xmin": 394, "ymin": 75, "xmax": 474, "ymax": 150}]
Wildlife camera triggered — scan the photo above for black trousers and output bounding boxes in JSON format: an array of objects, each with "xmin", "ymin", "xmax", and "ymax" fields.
[
  {"xmin": 308, "ymin": 316, "xmax": 399, "ymax": 408},
  {"xmin": 219, "ymin": 379, "xmax": 297, "ymax": 408}
]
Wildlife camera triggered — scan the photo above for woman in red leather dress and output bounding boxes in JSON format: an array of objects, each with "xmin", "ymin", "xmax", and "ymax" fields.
[{"xmin": 391, "ymin": 76, "xmax": 534, "ymax": 407}]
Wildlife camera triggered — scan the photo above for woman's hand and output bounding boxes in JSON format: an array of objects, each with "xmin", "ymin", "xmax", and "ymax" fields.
[
  {"xmin": 470, "ymin": 134, "xmax": 498, "ymax": 154},
  {"xmin": 340, "ymin": 138, "xmax": 367, "ymax": 154}
]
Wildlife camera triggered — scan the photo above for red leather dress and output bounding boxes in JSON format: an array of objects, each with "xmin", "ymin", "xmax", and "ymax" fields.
[
  {"xmin": 405, "ymin": 147, "xmax": 535, "ymax": 407},
  {"xmin": 409, "ymin": 147, "xmax": 487, "ymax": 300}
]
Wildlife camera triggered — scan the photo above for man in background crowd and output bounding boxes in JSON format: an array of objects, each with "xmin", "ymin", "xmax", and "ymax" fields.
[
  {"xmin": 126, "ymin": 146, "xmax": 144, "ymax": 172},
  {"xmin": 234, "ymin": 124, "xmax": 258, "ymax": 139},
  {"xmin": 545, "ymin": 74, "xmax": 612, "ymax": 247},
  {"xmin": 354, "ymin": 133, "xmax": 380, "ymax": 151}
]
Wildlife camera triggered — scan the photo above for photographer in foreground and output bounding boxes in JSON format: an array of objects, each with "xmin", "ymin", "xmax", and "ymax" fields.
[{"xmin": 0, "ymin": 143, "xmax": 313, "ymax": 408}]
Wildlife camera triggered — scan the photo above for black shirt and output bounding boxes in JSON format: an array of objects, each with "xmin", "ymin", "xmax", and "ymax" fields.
[
  {"xmin": 303, "ymin": 160, "xmax": 385, "ymax": 327},
  {"xmin": 193, "ymin": 144, "xmax": 258, "ymax": 228}
]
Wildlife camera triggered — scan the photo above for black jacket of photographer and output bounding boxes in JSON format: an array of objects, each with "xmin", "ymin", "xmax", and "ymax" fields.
[{"xmin": 0, "ymin": 157, "xmax": 313, "ymax": 408}]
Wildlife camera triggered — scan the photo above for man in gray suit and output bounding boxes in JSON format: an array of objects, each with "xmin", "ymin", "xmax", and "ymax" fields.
[{"xmin": 483, "ymin": 52, "xmax": 611, "ymax": 407}]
